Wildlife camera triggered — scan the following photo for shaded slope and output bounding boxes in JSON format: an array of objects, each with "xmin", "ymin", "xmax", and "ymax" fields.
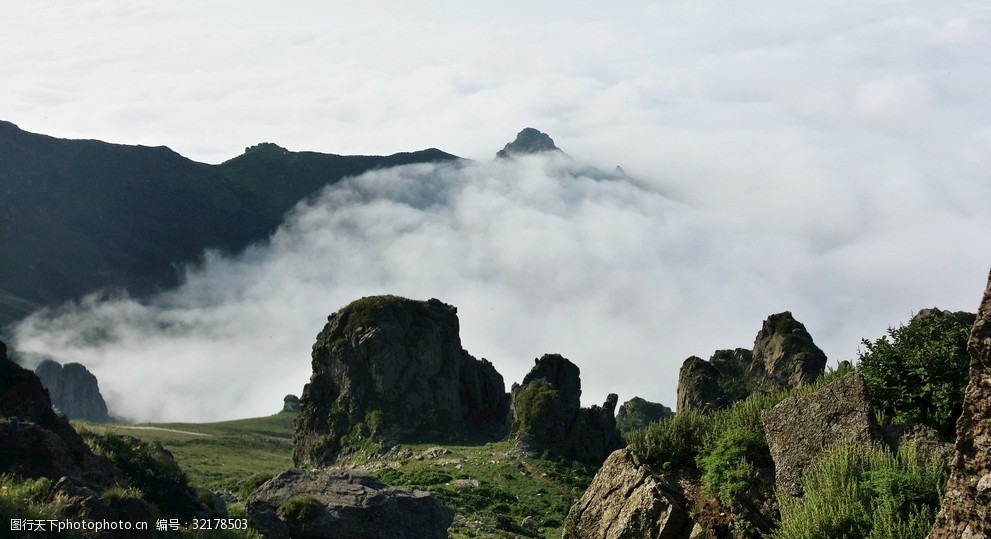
[{"xmin": 0, "ymin": 120, "xmax": 458, "ymax": 328}]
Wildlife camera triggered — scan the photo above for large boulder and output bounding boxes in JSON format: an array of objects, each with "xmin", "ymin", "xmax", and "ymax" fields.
[
  {"xmin": 761, "ymin": 372, "xmax": 884, "ymax": 497},
  {"xmin": 748, "ymin": 312, "xmax": 827, "ymax": 392},
  {"xmin": 246, "ymin": 468, "xmax": 454, "ymax": 539},
  {"xmin": 928, "ymin": 270, "xmax": 991, "ymax": 539},
  {"xmin": 35, "ymin": 359, "xmax": 111, "ymax": 422},
  {"xmin": 563, "ymin": 448, "xmax": 693, "ymax": 539},
  {"xmin": 510, "ymin": 354, "xmax": 623, "ymax": 465},
  {"xmin": 677, "ymin": 313, "xmax": 826, "ymax": 414},
  {"xmin": 293, "ymin": 296, "xmax": 509, "ymax": 467},
  {"xmin": 282, "ymin": 394, "xmax": 300, "ymax": 413},
  {"xmin": 676, "ymin": 355, "xmax": 733, "ymax": 414}
]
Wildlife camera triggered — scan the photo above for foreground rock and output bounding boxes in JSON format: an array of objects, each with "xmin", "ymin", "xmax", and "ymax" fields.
[
  {"xmin": 35, "ymin": 358, "xmax": 111, "ymax": 422},
  {"xmin": 247, "ymin": 468, "xmax": 454, "ymax": 539},
  {"xmin": 293, "ymin": 296, "xmax": 509, "ymax": 466},
  {"xmin": 677, "ymin": 312, "xmax": 826, "ymax": 413},
  {"xmin": 928, "ymin": 270, "xmax": 991, "ymax": 539},
  {"xmin": 563, "ymin": 449, "xmax": 692, "ymax": 539},
  {"xmin": 762, "ymin": 372, "xmax": 883, "ymax": 497},
  {"xmin": 510, "ymin": 354, "xmax": 623, "ymax": 465},
  {"xmin": 0, "ymin": 341, "xmax": 117, "ymax": 489}
]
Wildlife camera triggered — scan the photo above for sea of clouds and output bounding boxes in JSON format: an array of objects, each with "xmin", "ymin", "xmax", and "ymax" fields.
[{"xmin": 4, "ymin": 0, "xmax": 991, "ymax": 421}]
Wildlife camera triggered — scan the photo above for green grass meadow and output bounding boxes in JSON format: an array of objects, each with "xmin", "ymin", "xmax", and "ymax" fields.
[{"xmin": 73, "ymin": 413, "xmax": 593, "ymax": 539}]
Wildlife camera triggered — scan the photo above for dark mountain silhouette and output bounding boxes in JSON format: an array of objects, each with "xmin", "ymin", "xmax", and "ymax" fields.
[{"xmin": 0, "ymin": 120, "xmax": 458, "ymax": 328}]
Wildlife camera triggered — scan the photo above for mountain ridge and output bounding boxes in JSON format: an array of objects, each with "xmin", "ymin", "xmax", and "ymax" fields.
[{"xmin": 0, "ymin": 120, "xmax": 460, "ymax": 330}]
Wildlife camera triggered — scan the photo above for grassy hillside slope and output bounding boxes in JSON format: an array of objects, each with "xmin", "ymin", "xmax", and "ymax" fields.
[{"xmin": 79, "ymin": 413, "xmax": 594, "ymax": 539}]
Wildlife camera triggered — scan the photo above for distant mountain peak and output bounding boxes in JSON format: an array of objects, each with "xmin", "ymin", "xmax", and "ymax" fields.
[
  {"xmin": 496, "ymin": 127, "xmax": 562, "ymax": 158},
  {"xmin": 243, "ymin": 142, "xmax": 290, "ymax": 155}
]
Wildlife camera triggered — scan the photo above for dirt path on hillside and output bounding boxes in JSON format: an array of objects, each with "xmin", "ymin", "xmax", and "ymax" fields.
[
  {"xmin": 117, "ymin": 426, "xmax": 212, "ymax": 437},
  {"xmin": 519, "ymin": 460, "xmax": 572, "ymax": 499}
]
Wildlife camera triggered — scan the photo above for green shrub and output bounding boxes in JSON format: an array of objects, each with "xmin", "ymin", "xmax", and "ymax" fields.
[
  {"xmin": 513, "ymin": 379, "xmax": 562, "ymax": 433},
  {"xmin": 858, "ymin": 312, "xmax": 971, "ymax": 438},
  {"xmin": 82, "ymin": 431, "xmax": 196, "ymax": 519},
  {"xmin": 773, "ymin": 444, "xmax": 947, "ymax": 539},
  {"xmin": 277, "ymin": 495, "xmax": 321, "ymax": 522},
  {"xmin": 626, "ymin": 409, "xmax": 711, "ymax": 471},
  {"xmin": 699, "ymin": 426, "xmax": 771, "ymax": 506}
]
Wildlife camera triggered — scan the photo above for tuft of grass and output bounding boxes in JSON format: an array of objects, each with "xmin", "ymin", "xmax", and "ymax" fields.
[
  {"xmin": 0, "ymin": 475, "xmax": 81, "ymax": 539},
  {"xmin": 278, "ymin": 495, "xmax": 321, "ymax": 522}
]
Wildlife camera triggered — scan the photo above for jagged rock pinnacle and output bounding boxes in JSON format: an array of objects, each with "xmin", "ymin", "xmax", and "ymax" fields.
[{"xmin": 496, "ymin": 127, "xmax": 562, "ymax": 158}]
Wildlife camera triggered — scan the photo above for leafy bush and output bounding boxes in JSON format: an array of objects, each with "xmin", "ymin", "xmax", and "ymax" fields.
[
  {"xmin": 626, "ymin": 409, "xmax": 711, "ymax": 471},
  {"xmin": 773, "ymin": 443, "xmax": 947, "ymax": 539},
  {"xmin": 858, "ymin": 312, "xmax": 971, "ymax": 437},
  {"xmin": 277, "ymin": 495, "xmax": 321, "ymax": 522},
  {"xmin": 512, "ymin": 379, "xmax": 562, "ymax": 433},
  {"xmin": 699, "ymin": 427, "xmax": 772, "ymax": 506}
]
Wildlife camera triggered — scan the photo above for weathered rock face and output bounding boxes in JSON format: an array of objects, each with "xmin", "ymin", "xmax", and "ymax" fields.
[
  {"xmin": 293, "ymin": 296, "xmax": 509, "ymax": 467},
  {"xmin": 928, "ymin": 270, "xmax": 991, "ymax": 539},
  {"xmin": 495, "ymin": 127, "xmax": 562, "ymax": 158},
  {"xmin": 749, "ymin": 312, "xmax": 828, "ymax": 392},
  {"xmin": 677, "ymin": 313, "xmax": 826, "ymax": 413},
  {"xmin": 616, "ymin": 397, "xmax": 674, "ymax": 436},
  {"xmin": 677, "ymin": 355, "xmax": 732, "ymax": 414},
  {"xmin": 510, "ymin": 354, "xmax": 623, "ymax": 465},
  {"xmin": 563, "ymin": 448, "xmax": 692, "ymax": 539},
  {"xmin": 282, "ymin": 394, "xmax": 300, "ymax": 413},
  {"xmin": 762, "ymin": 372, "xmax": 883, "ymax": 497},
  {"xmin": 35, "ymin": 359, "xmax": 111, "ymax": 423},
  {"xmin": 0, "ymin": 340, "xmax": 117, "ymax": 489},
  {"xmin": 247, "ymin": 468, "xmax": 454, "ymax": 539},
  {"xmin": 519, "ymin": 353, "xmax": 582, "ymax": 409}
]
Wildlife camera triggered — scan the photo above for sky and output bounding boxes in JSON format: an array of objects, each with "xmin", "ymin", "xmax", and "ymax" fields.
[{"xmin": 4, "ymin": 1, "xmax": 991, "ymax": 422}]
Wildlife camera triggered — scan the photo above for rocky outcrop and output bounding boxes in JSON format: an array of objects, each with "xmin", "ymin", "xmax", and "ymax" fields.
[
  {"xmin": 749, "ymin": 312, "xmax": 828, "ymax": 392},
  {"xmin": 563, "ymin": 448, "xmax": 692, "ymax": 539},
  {"xmin": 761, "ymin": 372, "xmax": 884, "ymax": 497},
  {"xmin": 53, "ymin": 477, "xmax": 156, "ymax": 539},
  {"xmin": 0, "ymin": 340, "xmax": 117, "ymax": 489},
  {"xmin": 496, "ymin": 127, "xmax": 562, "ymax": 158},
  {"xmin": 35, "ymin": 359, "xmax": 111, "ymax": 422},
  {"xmin": 677, "ymin": 355, "xmax": 733, "ymax": 414},
  {"xmin": 282, "ymin": 394, "xmax": 300, "ymax": 413},
  {"xmin": 247, "ymin": 468, "xmax": 454, "ymax": 539},
  {"xmin": 928, "ymin": 270, "xmax": 991, "ymax": 539},
  {"xmin": 510, "ymin": 354, "xmax": 623, "ymax": 465},
  {"xmin": 293, "ymin": 296, "xmax": 509, "ymax": 467},
  {"xmin": 616, "ymin": 397, "xmax": 674, "ymax": 436},
  {"xmin": 677, "ymin": 313, "xmax": 826, "ymax": 413}
]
